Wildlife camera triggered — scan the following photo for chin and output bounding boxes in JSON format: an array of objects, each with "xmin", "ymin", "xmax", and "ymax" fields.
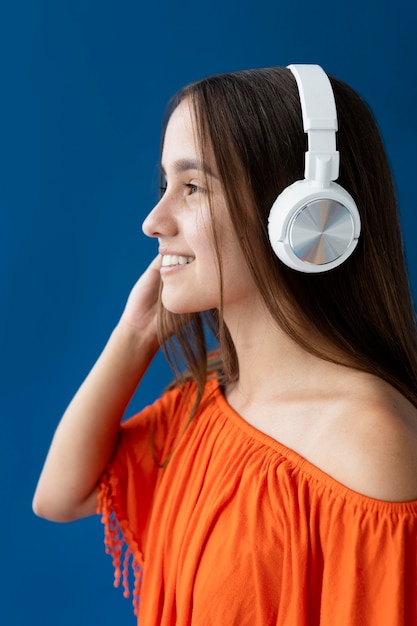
[
  {"xmin": 161, "ymin": 289, "xmax": 219, "ymax": 316},
  {"xmin": 161, "ymin": 298, "xmax": 212, "ymax": 316},
  {"xmin": 161, "ymin": 297, "xmax": 194, "ymax": 315}
]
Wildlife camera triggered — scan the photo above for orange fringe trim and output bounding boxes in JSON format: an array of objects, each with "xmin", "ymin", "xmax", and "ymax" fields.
[{"xmin": 97, "ymin": 471, "xmax": 143, "ymax": 617}]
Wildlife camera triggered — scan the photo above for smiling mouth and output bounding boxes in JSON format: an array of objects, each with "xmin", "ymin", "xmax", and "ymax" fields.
[{"xmin": 161, "ymin": 255, "xmax": 195, "ymax": 267}]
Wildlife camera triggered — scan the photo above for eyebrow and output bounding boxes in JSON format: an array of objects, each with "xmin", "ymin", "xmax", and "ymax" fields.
[{"xmin": 160, "ymin": 158, "xmax": 219, "ymax": 180}]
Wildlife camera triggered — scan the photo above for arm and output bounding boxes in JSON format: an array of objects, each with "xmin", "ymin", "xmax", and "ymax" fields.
[{"xmin": 32, "ymin": 256, "xmax": 162, "ymax": 522}]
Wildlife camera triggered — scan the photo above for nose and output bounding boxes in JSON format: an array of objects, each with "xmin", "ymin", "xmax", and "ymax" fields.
[{"xmin": 142, "ymin": 194, "xmax": 177, "ymax": 239}]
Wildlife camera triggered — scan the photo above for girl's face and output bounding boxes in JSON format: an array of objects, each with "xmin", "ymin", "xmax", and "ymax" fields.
[{"xmin": 142, "ymin": 99, "xmax": 259, "ymax": 316}]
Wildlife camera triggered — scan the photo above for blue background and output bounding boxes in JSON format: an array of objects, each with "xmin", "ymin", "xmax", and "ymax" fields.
[{"xmin": 1, "ymin": 1, "xmax": 416, "ymax": 624}]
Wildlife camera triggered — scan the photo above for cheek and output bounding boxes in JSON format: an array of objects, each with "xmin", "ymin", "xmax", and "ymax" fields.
[{"xmin": 193, "ymin": 198, "xmax": 248, "ymax": 276}]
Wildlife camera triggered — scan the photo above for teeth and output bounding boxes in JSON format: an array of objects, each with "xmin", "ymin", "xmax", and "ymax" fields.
[{"xmin": 162, "ymin": 255, "xmax": 194, "ymax": 267}]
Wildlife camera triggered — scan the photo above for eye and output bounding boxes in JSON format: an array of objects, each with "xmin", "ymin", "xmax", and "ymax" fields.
[
  {"xmin": 184, "ymin": 183, "xmax": 199, "ymax": 194},
  {"xmin": 159, "ymin": 174, "xmax": 168, "ymax": 197},
  {"xmin": 184, "ymin": 181, "xmax": 208, "ymax": 196}
]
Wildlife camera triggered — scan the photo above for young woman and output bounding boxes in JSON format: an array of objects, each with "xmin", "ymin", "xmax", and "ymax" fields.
[{"xmin": 33, "ymin": 65, "xmax": 417, "ymax": 625}]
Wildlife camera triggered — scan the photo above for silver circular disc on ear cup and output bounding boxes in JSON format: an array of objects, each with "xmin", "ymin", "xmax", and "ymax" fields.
[
  {"xmin": 268, "ymin": 179, "xmax": 361, "ymax": 273},
  {"xmin": 289, "ymin": 199, "xmax": 354, "ymax": 265}
]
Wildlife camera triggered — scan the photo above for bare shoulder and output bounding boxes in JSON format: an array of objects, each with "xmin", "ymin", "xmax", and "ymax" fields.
[{"xmin": 324, "ymin": 381, "xmax": 417, "ymax": 502}]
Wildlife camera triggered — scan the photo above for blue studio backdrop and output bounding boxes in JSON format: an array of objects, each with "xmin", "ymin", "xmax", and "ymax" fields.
[{"xmin": 1, "ymin": 1, "xmax": 416, "ymax": 624}]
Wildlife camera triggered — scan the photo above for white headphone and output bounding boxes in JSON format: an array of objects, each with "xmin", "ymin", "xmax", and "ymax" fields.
[{"xmin": 268, "ymin": 64, "xmax": 361, "ymax": 273}]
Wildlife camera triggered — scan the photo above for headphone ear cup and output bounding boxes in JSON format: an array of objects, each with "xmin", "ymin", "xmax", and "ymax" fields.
[{"xmin": 268, "ymin": 179, "xmax": 361, "ymax": 273}]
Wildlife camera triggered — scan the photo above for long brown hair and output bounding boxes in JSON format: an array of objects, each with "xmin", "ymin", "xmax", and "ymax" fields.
[{"xmin": 157, "ymin": 67, "xmax": 417, "ymax": 420}]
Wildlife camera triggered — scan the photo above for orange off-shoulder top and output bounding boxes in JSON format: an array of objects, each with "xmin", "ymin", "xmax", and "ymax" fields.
[{"xmin": 98, "ymin": 378, "xmax": 417, "ymax": 625}]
